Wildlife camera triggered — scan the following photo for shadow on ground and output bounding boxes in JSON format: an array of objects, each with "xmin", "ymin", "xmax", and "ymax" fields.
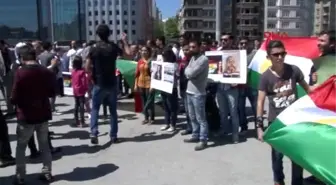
[{"xmin": 0, "ymin": 163, "xmax": 119, "ymax": 185}]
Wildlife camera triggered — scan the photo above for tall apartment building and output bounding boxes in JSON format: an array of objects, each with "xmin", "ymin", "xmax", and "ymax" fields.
[
  {"xmin": 85, "ymin": 0, "xmax": 155, "ymax": 43},
  {"xmin": 314, "ymin": 0, "xmax": 335, "ymax": 34},
  {"xmin": 264, "ymin": 0, "xmax": 314, "ymax": 36},
  {"xmin": 179, "ymin": 0, "xmax": 263, "ymax": 40}
]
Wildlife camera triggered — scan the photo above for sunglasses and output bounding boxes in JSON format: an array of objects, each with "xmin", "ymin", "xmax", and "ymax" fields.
[{"xmin": 270, "ymin": 52, "xmax": 287, "ymax": 58}]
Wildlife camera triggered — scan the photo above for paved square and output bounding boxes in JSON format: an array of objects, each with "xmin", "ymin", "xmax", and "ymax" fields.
[{"xmin": 0, "ymin": 97, "xmax": 313, "ymax": 185}]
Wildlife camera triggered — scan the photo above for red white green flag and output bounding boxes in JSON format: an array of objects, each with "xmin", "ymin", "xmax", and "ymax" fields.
[
  {"xmin": 264, "ymin": 76, "xmax": 336, "ymax": 185},
  {"xmin": 248, "ymin": 36, "xmax": 320, "ymax": 96}
]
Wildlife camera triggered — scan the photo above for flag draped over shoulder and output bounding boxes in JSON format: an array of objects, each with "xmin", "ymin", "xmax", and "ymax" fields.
[
  {"xmin": 248, "ymin": 36, "xmax": 320, "ymax": 97},
  {"xmin": 264, "ymin": 76, "xmax": 336, "ymax": 185}
]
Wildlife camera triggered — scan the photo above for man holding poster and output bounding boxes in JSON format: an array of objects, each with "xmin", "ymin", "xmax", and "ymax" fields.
[{"xmin": 183, "ymin": 40, "xmax": 209, "ymax": 151}]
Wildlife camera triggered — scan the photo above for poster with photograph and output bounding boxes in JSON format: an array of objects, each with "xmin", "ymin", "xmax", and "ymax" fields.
[
  {"xmin": 205, "ymin": 50, "xmax": 247, "ymax": 84},
  {"xmin": 150, "ymin": 61, "xmax": 176, "ymax": 93},
  {"xmin": 62, "ymin": 72, "xmax": 73, "ymax": 96}
]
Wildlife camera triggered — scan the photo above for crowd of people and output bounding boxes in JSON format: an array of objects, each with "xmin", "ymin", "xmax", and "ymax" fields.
[{"xmin": 0, "ymin": 23, "xmax": 335, "ymax": 185}]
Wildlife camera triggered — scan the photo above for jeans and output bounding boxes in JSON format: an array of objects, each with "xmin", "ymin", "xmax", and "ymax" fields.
[
  {"xmin": 238, "ymin": 87, "xmax": 257, "ymax": 130},
  {"xmin": 180, "ymin": 91, "xmax": 191, "ymax": 131},
  {"xmin": 187, "ymin": 93, "xmax": 208, "ymax": 141},
  {"xmin": 74, "ymin": 96, "xmax": 85, "ymax": 122},
  {"xmin": 216, "ymin": 87, "xmax": 239, "ymax": 138},
  {"xmin": 0, "ymin": 109, "xmax": 11, "ymax": 159},
  {"xmin": 139, "ymin": 88, "xmax": 155, "ymax": 121},
  {"xmin": 161, "ymin": 88, "xmax": 178, "ymax": 127},
  {"xmin": 271, "ymin": 148, "xmax": 303, "ymax": 185},
  {"xmin": 90, "ymin": 85, "xmax": 118, "ymax": 138},
  {"xmin": 16, "ymin": 122, "xmax": 51, "ymax": 179}
]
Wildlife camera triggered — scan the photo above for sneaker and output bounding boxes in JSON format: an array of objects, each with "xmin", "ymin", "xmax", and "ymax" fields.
[
  {"xmin": 90, "ymin": 137, "xmax": 98, "ymax": 145},
  {"xmin": 181, "ymin": 130, "xmax": 192, "ymax": 136},
  {"xmin": 194, "ymin": 141, "xmax": 207, "ymax": 151},
  {"xmin": 39, "ymin": 173, "xmax": 54, "ymax": 183},
  {"xmin": 232, "ymin": 135, "xmax": 239, "ymax": 144},
  {"xmin": 111, "ymin": 137, "xmax": 119, "ymax": 144},
  {"xmin": 167, "ymin": 126, "xmax": 176, "ymax": 132},
  {"xmin": 51, "ymin": 147, "xmax": 62, "ymax": 154},
  {"xmin": 87, "ymin": 113, "xmax": 91, "ymax": 119},
  {"xmin": 183, "ymin": 137, "xmax": 199, "ymax": 143},
  {"xmin": 52, "ymin": 111, "xmax": 62, "ymax": 116},
  {"xmin": 160, "ymin": 125, "xmax": 170, "ymax": 131},
  {"xmin": 12, "ymin": 177, "xmax": 25, "ymax": 185},
  {"xmin": 240, "ymin": 127, "xmax": 248, "ymax": 135},
  {"xmin": 0, "ymin": 157, "xmax": 15, "ymax": 168}
]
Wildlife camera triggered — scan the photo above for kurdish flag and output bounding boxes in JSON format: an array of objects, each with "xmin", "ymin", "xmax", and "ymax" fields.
[
  {"xmin": 248, "ymin": 36, "xmax": 320, "ymax": 96},
  {"xmin": 264, "ymin": 75, "xmax": 336, "ymax": 185}
]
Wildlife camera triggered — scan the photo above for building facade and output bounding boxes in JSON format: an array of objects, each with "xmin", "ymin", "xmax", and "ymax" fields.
[
  {"xmin": 0, "ymin": 0, "xmax": 86, "ymax": 45},
  {"xmin": 264, "ymin": 0, "xmax": 314, "ymax": 36},
  {"xmin": 314, "ymin": 0, "xmax": 335, "ymax": 34},
  {"xmin": 179, "ymin": 0, "xmax": 263, "ymax": 40},
  {"xmin": 85, "ymin": 0, "xmax": 154, "ymax": 43}
]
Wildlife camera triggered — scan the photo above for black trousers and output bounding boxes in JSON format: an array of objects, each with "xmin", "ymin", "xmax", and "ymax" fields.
[
  {"xmin": 0, "ymin": 108, "xmax": 12, "ymax": 159},
  {"xmin": 74, "ymin": 96, "xmax": 85, "ymax": 122}
]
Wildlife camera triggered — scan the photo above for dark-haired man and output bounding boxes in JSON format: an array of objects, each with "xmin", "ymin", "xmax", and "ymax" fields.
[
  {"xmin": 11, "ymin": 45, "xmax": 56, "ymax": 184},
  {"xmin": 183, "ymin": 40, "xmax": 209, "ymax": 151},
  {"xmin": 256, "ymin": 40, "xmax": 312, "ymax": 185},
  {"xmin": 86, "ymin": 24, "xmax": 131, "ymax": 145}
]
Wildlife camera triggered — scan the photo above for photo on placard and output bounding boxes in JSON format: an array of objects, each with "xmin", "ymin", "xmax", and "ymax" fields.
[
  {"xmin": 152, "ymin": 63, "xmax": 162, "ymax": 81},
  {"xmin": 205, "ymin": 51, "xmax": 224, "ymax": 75},
  {"xmin": 222, "ymin": 51, "xmax": 241, "ymax": 78},
  {"xmin": 163, "ymin": 64, "xmax": 175, "ymax": 83}
]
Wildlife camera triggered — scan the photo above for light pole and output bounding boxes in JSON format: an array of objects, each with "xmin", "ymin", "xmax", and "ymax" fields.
[
  {"xmin": 215, "ymin": 0, "xmax": 221, "ymax": 42},
  {"xmin": 49, "ymin": 0, "xmax": 55, "ymax": 42}
]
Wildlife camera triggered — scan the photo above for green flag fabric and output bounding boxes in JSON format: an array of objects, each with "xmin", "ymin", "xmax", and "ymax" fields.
[{"xmin": 116, "ymin": 59, "xmax": 137, "ymax": 89}]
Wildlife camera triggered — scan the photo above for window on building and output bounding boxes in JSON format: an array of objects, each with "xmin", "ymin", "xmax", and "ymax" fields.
[
  {"xmin": 268, "ymin": 0, "xmax": 276, "ymax": 6},
  {"xmin": 88, "ymin": 11, "xmax": 92, "ymax": 16},
  {"xmin": 109, "ymin": 20, "xmax": 113, "ymax": 25},
  {"xmin": 94, "ymin": 0, "xmax": 98, "ymax": 6},
  {"xmin": 95, "ymin": 11, "xmax": 98, "ymax": 16},
  {"xmin": 116, "ymin": 0, "xmax": 119, "ymax": 5},
  {"xmin": 132, "ymin": 0, "xmax": 136, "ymax": 5},
  {"xmin": 236, "ymin": 20, "xmax": 240, "ymax": 25},
  {"xmin": 132, "ymin": 30, "xmax": 136, "ymax": 35},
  {"xmin": 95, "ymin": 20, "xmax": 99, "ymax": 25},
  {"xmin": 89, "ymin": 21, "xmax": 92, "ymax": 26},
  {"xmin": 132, "ymin": 11, "xmax": 135, "ymax": 15},
  {"xmin": 244, "ymin": 9, "xmax": 250, "ymax": 14},
  {"xmin": 267, "ymin": 23, "xmax": 276, "ymax": 28},
  {"xmin": 108, "ymin": 0, "xmax": 112, "ymax": 5},
  {"xmin": 244, "ymin": 31, "xmax": 250, "ymax": 36},
  {"xmin": 102, "ymin": 20, "xmax": 106, "ymax": 24},
  {"xmin": 117, "ymin": 20, "xmax": 120, "ymax": 25},
  {"xmin": 88, "ymin": 1, "xmax": 91, "ymax": 6},
  {"xmin": 117, "ymin": 30, "xmax": 120, "ymax": 34},
  {"xmin": 244, "ymin": 20, "xmax": 250, "ymax": 24},
  {"xmin": 282, "ymin": 0, "xmax": 290, "ymax": 5},
  {"xmin": 117, "ymin": 10, "xmax": 120, "ymax": 15},
  {"xmin": 109, "ymin": 11, "xmax": 112, "ymax": 15},
  {"xmin": 132, "ymin": 20, "xmax": 136, "ymax": 25},
  {"xmin": 89, "ymin": 31, "xmax": 93, "ymax": 35},
  {"xmin": 124, "ymin": 11, "xmax": 127, "ymax": 15},
  {"xmin": 296, "ymin": 22, "xmax": 302, "ymax": 28},
  {"xmin": 281, "ymin": 21, "xmax": 290, "ymax": 28},
  {"xmin": 208, "ymin": 0, "xmax": 214, "ymax": 5},
  {"xmin": 268, "ymin": 11, "xmax": 277, "ymax": 17},
  {"xmin": 102, "ymin": 11, "xmax": 105, "ymax": 15},
  {"xmin": 101, "ymin": 0, "xmax": 105, "ymax": 6},
  {"xmin": 282, "ymin": 10, "xmax": 290, "ymax": 17},
  {"xmin": 124, "ymin": 20, "xmax": 128, "ymax": 25}
]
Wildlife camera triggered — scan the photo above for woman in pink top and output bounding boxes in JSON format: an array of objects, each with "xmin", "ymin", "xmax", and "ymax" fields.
[{"xmin": 71, "ymin": 56, "xmax": 88, "ymax": 127}]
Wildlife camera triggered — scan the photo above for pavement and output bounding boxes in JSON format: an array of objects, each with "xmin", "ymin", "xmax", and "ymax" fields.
[{"xmin": 0, "ymin": 96, "xmax": 315, "ymax": 185}]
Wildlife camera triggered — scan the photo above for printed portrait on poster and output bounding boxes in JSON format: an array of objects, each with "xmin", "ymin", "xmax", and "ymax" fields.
[
  {"xmin": 152, "ymin": 63, "xmax": 162, "ymax": 80},
  {"xmin": 205, "ymin": 50, "xmax": 247, "ymax": 84},
  {"xmin": 150, "ymin": 61, "xmax": 175, "ymax": 93}
]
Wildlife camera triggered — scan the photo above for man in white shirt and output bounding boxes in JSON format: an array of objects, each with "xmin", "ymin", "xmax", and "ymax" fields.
[{"xmin": 67, "ymin": 41, "xmax": 81, "ymax": 71}]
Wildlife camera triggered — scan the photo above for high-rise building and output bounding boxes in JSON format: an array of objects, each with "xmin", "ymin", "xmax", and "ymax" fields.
[
  {"xmin": 264, "ymin": 0, "xmax": 314, "ymax": 36},
  {"xmin": 85, "ymin": 0, "xmax": 155, "ymax": 43},
  {"xmin": 179, "ymin": 0, "xmax": 263, "ymax": 40},
  {"xmin": 314, "ymin": 0, "xmax": 336, "ymax": 34},
  {"xmin": 0, "ymin": 0, "xmax": 86, "ymax": 45}
]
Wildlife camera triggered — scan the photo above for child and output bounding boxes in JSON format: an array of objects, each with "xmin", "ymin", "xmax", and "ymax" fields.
[{"xmin": 71, "ymin": 56, "xmax": 88, "ymax": 127}]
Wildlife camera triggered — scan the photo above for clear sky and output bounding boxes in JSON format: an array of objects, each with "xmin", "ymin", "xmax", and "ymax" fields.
[{"xmin": 156, "ymin": 0, "xmax": 180, "ymax": 19}]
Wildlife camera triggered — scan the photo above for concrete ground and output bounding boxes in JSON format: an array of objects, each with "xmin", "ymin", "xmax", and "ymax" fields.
[{"xmin": 0, "ymin": 96, "xmax": 316, "ymax": 185}]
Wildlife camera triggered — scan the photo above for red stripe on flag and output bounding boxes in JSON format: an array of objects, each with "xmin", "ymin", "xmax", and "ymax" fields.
[
  {"xmin": 260, "ymin": 37, "xmax": 320, "ymax": 59},
  {"xmin": 309, "ymin": 75, "xmax": 336, "ymax": 113}
]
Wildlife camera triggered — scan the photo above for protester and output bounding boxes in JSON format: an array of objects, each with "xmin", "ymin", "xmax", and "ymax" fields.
[
  {"xmin": 256, "ymin": 40, "xmax": 312, "ymax": 185},
  {"xmin": 71, "ymin": 56, "xmax": 88, "ymax": 127},
  {"xmin": 183, "ymin": 40, "xmax": 209, "ymax": 151},
  {"xmin": 134, "ymin": 46, "xmax": 155, "ymax": 124},
  {"xmin": 85, "ymin": 24, "xmax": 131, "ymax": 145},
  {"xmin": 11, "ymin": 45, "xmax": 56, "ymax": 184}
]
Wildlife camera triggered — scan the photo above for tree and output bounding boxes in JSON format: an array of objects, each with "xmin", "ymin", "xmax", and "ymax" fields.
[
  {"xmin": 153, "ymin": 20, "xmax": 164, "ymax": 38},
  {"xmin": 163, "ymin": 17, "xmax": 179, "ymax": 39}
]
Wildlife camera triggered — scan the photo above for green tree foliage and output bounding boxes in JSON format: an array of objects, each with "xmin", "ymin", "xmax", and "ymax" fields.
[
  {"xmin": 164, "ymin": 17, "xmax": 179, "ymax": 39},
  {"xmin": 153, "ymin": 20, "xmax": 164, "ymax": 38}
]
